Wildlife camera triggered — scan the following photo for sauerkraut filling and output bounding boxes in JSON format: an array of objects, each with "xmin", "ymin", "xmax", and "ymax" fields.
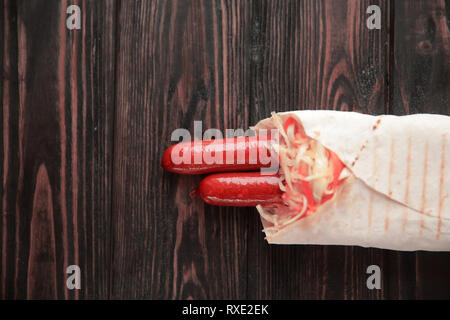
[{"xmin": 256, "ymin": 113, "xmax": 350, "ymax": 237}]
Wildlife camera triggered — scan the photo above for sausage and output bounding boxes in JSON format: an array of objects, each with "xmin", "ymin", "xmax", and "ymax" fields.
[
  {"xmin": 161, "ymin": 136, "xmax": 275, "ymax": 174},
  {"xmin": 161, "ymin": 129, "xmax": 347, "ymax": 209},
  {"xmin": 194, "ymin": 172, "xmax": 283, "ymax": 206}
]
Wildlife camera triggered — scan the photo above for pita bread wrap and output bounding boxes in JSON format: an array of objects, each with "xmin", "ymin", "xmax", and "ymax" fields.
[{"xmin": 254, "ymin": 110, "xmax": 450, "ymax": 251}]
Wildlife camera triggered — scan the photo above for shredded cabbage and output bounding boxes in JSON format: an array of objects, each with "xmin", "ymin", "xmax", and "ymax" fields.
[{"xmin": 258, "ymin": 112, "xmax": 349, "ymax": 239}]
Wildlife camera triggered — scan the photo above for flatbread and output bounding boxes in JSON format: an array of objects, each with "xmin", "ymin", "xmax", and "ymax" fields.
[{"xmin": 254, "ymin": 111, "xmax": 450, "ymax": 251}]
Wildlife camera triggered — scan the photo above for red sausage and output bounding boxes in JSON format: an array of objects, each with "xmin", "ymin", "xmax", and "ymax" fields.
[
  {"xmin": 161, "ymin": 137, "xmax": 275, "ymax": 174},
  {"xmin": 194, "ymin": 172, "xmax": 283, "ymax": 206}
]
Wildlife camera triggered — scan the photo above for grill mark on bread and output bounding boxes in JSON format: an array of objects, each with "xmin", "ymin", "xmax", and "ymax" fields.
[
  {"xmin": 385, "ymin": 138, "xmax": 395, "ymax": 231},
  {"xmin": 371, "ymin": 136, "xmax": 379, "ymax": 182},
  {"xmin": 368, "ymin": 136, "xmax": 378, "ymax": 228},
  {"xmin": 420, "ymin": 140, "xmax": 429, "ymax": 236},
  {"xmin": 360, "ymin": 141, "xmax": 368, "ymax": 152},
  {"xmin": 437, "ymin": 134, "xmax": 446, "ymax": 240},
  {"xmin": 403, "ymin": 136, "xmax": 412, "ymax": 232},
  {"xmin": 351, "ymin": 156, "xmax": 359, "ymax": 167},
  {"xmin": 351, "ymin": 140, "xmax": 369, "ymax": 167},
  {"xmin": 372, "ymin": 118, "xmax": 382, "ymax": 131},
  {"xmin": 352, "ymin": 117, "xmax": 381, "ymax": 169}
]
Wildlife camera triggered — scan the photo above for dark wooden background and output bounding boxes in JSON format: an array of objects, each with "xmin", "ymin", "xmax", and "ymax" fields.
[{"xmin": 1, "ymin": 0, "xmax": 449, "ymax": 299}]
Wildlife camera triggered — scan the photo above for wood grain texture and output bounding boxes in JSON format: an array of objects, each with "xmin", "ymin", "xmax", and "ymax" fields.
[
  {"xmin": 111, "ymin": 0, "xmax": 252, "ymax": 299},
  {"xmin": 0, "ymin": 0, "xmax": 116, "ymax": 299},
  {"xmin": 390, "ymin": 0, "xmax": 450, "ymax": 299},
  {"xmin": 392, "ymin": 0, "xmax": 450, "ymax": 115},
  {"xmin": 248, "ymin": 0, "xmax": 390, "ymax": 299},
  {"xmin": 1, "ymin": 0, "xmax": 450, "ymax": 300}
]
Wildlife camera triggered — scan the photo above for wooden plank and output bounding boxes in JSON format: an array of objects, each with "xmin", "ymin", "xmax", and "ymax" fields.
[
  {"xmin": 111, "ymin": 0, "xmax": 252, "ymax": 299},
  {"xmin": 390, "ymin": 0, "xmax": 450, "ymax": 299},
  {"xmin": 247, "ymin": 0, "xmax": 390, "ymax": 299},
  {"xmin": 0, "ymin": 0, "xmax": 116, "ymax": 299},
  {"xmin": 391, "ymin": 0, "xmax": 450, "ymax": 115}
]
